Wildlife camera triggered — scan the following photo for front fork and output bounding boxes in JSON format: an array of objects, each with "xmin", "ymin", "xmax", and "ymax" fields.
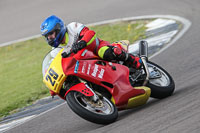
[
  {"xmin": 141, "ymin": 57, "xmax": 150, "ymax": 86},
  {"xmin": 84, "ymin": 83, "xmax": 99, "ymax": 102},
  {"xmin": 139, "ymin": 41, "xmax": 150, "ymax": 86}
]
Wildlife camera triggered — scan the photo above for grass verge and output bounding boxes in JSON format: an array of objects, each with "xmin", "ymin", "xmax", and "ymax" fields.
[{"xmin": 0, "ymin": 20, "xmax": 148, "ymax": 119}]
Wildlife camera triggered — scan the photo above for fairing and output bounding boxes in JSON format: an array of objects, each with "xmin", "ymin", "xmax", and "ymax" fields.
[
  {"xmin": 43, "ymin": 48, "xmax": 67, "ymax": 93},
  {"xmin": 62, "ymin": 49, "xmax": 146, "ymax": 106}
]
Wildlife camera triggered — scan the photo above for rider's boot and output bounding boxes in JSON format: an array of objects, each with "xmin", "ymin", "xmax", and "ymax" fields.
[{"xmin": 101, "ymin": 41, "xmax": 142, "ymax": 69}]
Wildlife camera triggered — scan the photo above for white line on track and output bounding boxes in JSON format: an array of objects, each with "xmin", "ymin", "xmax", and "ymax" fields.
[
  {"xmin": 0, "ymin": 115, "xmax": 36, "ymax": 132},
  {"xmin": 1, "ymin": 102, "xmax": 65, "ymax": 133}
]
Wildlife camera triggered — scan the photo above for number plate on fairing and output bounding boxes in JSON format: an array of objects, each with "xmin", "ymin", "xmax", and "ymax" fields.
[{"xmin": 43, "ymin": 49, "xmax": 67, "ymax": 93}]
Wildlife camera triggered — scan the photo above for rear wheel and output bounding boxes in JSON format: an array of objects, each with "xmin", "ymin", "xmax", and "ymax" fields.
[
  {"xmin": 66, "ymin": 91, "xmax": 118, "ymax": 124},
  {"xmin": 146, "ymin": 61, "xmax": 175, "ymax": 99}
]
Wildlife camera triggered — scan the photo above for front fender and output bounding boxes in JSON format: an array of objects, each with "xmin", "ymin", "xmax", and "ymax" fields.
[{"xmin": 64, "ymin": 83, "xmax": 94, "ymax": 97}]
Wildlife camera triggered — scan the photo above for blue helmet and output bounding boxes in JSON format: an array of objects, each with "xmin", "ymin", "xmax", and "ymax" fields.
[{"xmin": 40, "ymin": 15, "xmax": 66, "ymax": 47}]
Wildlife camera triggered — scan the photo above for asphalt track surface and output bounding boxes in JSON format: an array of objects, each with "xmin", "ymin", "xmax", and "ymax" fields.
[{"xmin": 1, "ymin": 0, "xmax": 200, "ymax": 132}]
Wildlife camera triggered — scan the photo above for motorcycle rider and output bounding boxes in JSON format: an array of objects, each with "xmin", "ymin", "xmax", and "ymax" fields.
[{"xmin": 40, "ymin": 15, "xmax": 142, "ymax": 96}]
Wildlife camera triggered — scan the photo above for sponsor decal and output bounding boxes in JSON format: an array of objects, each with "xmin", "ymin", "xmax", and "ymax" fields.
[
  {"xmin": 82, "ymin": 62, "xmax": 87, "ymax": 73},
  {"xmin": 74, "ymin": 61, "xmax": 79, "ymax": 73},
  {"xmin": 98, "ymin": 68, "xmax": 105, "ymax": 79},
  {"xmin": 81, "ymin": 49, "xmax": 88, "ymax": 56},
  {"xmin": 80, "ymin": 63, "xmax": 105, "ymax": 79},
  {"xmin": 87, "ymin": 64, "xmax": 91, "ymax": 75},
  {"xmin": 92, "ymin": 64, "xmax": 98, "ymax": 77},
  {"xmin": 91, "ymin": 64, "xmax": 105, "ymax": 79}
]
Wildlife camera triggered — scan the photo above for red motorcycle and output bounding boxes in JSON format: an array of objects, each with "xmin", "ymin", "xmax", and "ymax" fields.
[{"xmin": 42, "ymin": 40, "xmax": 175, "ymax": 124}]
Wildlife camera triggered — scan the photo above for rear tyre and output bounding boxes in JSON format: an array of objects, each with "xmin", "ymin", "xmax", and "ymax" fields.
[
  {"xmin": 146, "ymin": 61, "xmax": 175, "ymax": 99},
  {"xmin": 66, "ymin": 91, "xmax": 118, "ymax": 124}
]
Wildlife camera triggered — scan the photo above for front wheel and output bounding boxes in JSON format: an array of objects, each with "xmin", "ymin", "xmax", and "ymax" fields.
[
  {"xmin": 146, "ymin": 61, "xmax": 175, "ymax": 99},
  {"xmin": 66, "ymin": 91, "xmax": 118, "ymax": 124}
]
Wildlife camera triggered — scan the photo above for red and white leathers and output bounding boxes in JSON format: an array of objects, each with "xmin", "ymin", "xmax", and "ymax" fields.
[
  {"xmin": 50, "ymin": 22, "xmax": 142, "ymax": 97},
  {"xmin": 59, "ymin": 22, "xmax": 109, "ymax": 55},
  {"xmin": 60, "ymin": 22, "xmax": 142, "ymax": 68}
]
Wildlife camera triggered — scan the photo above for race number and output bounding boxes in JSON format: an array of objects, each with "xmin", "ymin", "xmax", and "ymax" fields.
[{"xmin": 45, "ymin": 68, "xmax": 58, "ymax": 86}]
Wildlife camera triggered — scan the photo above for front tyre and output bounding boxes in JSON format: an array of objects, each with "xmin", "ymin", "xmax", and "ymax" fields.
[
  {"xmin": 146, "ymin": 61, "xmax": 175, "ymax": 99},
  {"xmin": 66, "ymin": 91, "xmax": 118, "ymax": 124}
]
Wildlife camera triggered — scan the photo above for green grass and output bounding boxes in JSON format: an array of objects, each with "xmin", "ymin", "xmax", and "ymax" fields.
[
  {"xmin": 0, "ymin": 20, "xmax": 148, "ymax": 119},
  {"xmin": 0, "ymin": 38, "xmax": 51, "ymax": 117},
  {"xmin": 89, "ymin": 21, "xmax": 147, "ymax": 43}
]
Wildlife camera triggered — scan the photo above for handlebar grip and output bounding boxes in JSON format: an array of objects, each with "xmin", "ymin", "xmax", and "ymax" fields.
[{"xmin": 61, "ymin": 52, "xmax": 72, "ymax": 58}]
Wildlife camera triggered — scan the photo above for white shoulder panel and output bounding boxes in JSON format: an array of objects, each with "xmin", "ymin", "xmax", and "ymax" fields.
[{"xmin": 67, "ymin": 22, "xmax": 85, "ymax": 35}]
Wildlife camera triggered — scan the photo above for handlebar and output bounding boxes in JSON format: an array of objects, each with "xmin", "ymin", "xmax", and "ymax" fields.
[{"xmin": 61, "ymin": 51, "xmax": 73, "ymax": 58}]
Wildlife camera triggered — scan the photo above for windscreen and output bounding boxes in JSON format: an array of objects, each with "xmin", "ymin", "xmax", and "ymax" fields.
[{"xmin": 42, "ymin": 48, "xmax": 63, "ymax": 77}]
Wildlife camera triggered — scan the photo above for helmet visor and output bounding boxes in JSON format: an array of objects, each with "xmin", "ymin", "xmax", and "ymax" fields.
[{"xmin": 44, "ymin": 31, "xmax": 55, "ymax": 38}]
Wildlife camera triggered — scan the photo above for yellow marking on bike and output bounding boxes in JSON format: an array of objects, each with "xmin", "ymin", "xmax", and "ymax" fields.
[{"xmin": 43, "ymin": 49, "xmax": 67, "ymax": 94}]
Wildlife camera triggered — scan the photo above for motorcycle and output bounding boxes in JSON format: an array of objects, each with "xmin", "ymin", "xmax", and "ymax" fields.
[{"xmin": 42, "ymin": 40, "xmax": 175, "ymax": 124}]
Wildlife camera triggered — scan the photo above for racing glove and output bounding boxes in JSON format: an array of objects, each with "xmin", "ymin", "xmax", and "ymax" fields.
[
  {"xmin": 102, "ymin": 46, "xmax": 128, "ymax": 61},
  {"xmin": 112, "ymin": 46, "xmax": 129, "ymax": 61},
  {"xmin": 125, "ymin": 54, "xmax": 143, "ymax": 69},
  {"xmin": 72, "ymin": 40, "xmax": 87, "ymax": 53}
]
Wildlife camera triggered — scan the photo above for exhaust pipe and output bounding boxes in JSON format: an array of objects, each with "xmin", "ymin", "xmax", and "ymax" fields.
[{"xmin": 139, "ymin": 40, "xmax": 148, "ymax": 58}]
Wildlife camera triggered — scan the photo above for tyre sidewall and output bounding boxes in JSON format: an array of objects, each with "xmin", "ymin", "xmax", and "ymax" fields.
[
  {"xmin": 146, "ymin": 61, "xmax": 175, "ymax": 99},
  {"xmin": 66, "ymin": 91, "xmax": 118, "ymax": 124}
]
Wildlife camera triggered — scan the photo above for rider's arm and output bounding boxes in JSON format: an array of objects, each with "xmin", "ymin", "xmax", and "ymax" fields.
[{"xmin": 79, "ymin": 27, "xmax": 96, "ymax": 46}]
